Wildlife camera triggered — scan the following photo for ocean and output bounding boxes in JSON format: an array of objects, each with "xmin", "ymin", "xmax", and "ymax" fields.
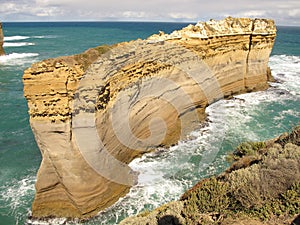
[{"xmin": 0, "ymin": 22, "xmax": 299, "ymax": 225}]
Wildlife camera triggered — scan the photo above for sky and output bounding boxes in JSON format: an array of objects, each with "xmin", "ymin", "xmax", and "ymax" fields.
[{"xmin": 0, "ymin": 0, "xmax": 299, "ymax": 26}]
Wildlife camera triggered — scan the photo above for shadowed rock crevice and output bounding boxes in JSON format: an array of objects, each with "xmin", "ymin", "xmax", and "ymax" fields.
[
  {"xmin": 158, "ymin": 215, "xmax": 183, "ymax": 225},
  {"xmin": 291, "ymin": 214, "xmax": 300, "ymax": 225},
  {"xmin": 23, "ymin": 17, "xmax": 276, "ymax": 219}
]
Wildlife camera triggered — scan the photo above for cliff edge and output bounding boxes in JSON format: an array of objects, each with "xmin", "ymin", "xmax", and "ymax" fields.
[
  {"xmin": 23, "ymin": 17, "xmax": 276, "ymax": 219},
  {"xmin": 0, "ymin": 22, "xmax": 5, "ymax": 56}
]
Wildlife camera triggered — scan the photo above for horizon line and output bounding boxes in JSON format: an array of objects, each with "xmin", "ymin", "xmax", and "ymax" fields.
[{"xmin": 1, "ymin": 19, "xmax": 195, "ymax": 23}]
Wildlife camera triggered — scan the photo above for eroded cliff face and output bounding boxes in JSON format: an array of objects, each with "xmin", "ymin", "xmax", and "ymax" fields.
[
  {"xmin": 0, "ymin": 22, "xmax": 5, "ymax": 56},
  {"xmin": 23, "ymin": 17, "xmax": 276, "ymax": 219}
]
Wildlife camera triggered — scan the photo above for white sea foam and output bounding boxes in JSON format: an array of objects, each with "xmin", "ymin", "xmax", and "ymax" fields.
[
  {"xmin": 27, "ymin": 218, "xmax": 68, "ymax": 225},
  {"xmin": 32, "ymin": 35, "xmax": 57, "ymax": 39},
  {"xmin": 0, "ymin": 175, "xmax": 36, "ymax": 225},
  {"xmin": 0, "ymin": 53, "xmax": 39, "ymax": 66},
  {"xmin": 3, "ymin": 35, "xmax": 57, "ymax": 43},
  {"xmin": 3, "ymin": 42, "xmax": 35, "ymax": 47},
  {"xmin": 4, "ymin": 36, "xmax": 30, "ymax": 41},
  {"xmin": 32, "ymin": 36, "xmax": 46, "ymax": 39},
  {"xmin": 269, "ymin": 55, "xmax": 300, "ymax": 95}
]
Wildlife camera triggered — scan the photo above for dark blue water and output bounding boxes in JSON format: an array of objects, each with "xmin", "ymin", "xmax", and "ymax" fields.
[
  {"xmin": 2, "ymin": 22, "xmax": 190, "ymax": 58},
  {"xmin": 0, "ymin": 23, "xmax": 299, "ymax": 225},
  {"xmin": 272, "ymin": 26, "xmax": 300, "ymax": 56}
]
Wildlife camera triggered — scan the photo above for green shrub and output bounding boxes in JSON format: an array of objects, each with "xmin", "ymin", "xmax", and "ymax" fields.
[
  {"xmin": 281, "ymin": 182, "xmax": 300, "ymax": 215},
  {"xmin": 182, "ymin": 177, "xmax": 229, "ymax": 223},
  {"xmin": 228, "ymin": 164, "xmax": 263, "ymax": 208},
  {"xmin": 234, "ymin": 141, "xmax": 265, "ymax": 158},
  {"xmin": 275, "ymin": 125, "xmax": 300, "ymax": 147}
]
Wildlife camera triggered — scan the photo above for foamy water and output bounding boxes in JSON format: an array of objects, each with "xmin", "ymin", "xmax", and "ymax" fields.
[
  {"xmin": 0, "ymin": 176, "xmax": 36, "ymax": 225},
  {"xmin": 269, "ymin": 55, "xmax": 300, "ymax": 95},
  {"xmin": 0, "ymin": 53, "xmax": 39, "ymax": 66}
]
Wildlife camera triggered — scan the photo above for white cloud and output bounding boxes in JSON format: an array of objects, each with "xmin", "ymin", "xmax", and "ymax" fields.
[
  {"xmin": 35, "ymin": 0, "xmax": 71, "ymax": 6},
  {"xmin": 288, "ymin": 9, "xmax": 300, "ymax": 17},
  {"xmin": 35, "ymin": 7, "xmax": 64, "ymax": 17},
  {"xmin": 122, "ymin": 11, "xmax": 147, "ymax": 18},
  {"xmin": 234, "ymin": 10, "xmax": 267, "ymax": 18},
  {"xmin": 0, "ymin": 0, "xmax": 64, "ymax": 20},
  {"xmin": 168, "ymin": 12, "xmax": 198, "ymax": 20}
]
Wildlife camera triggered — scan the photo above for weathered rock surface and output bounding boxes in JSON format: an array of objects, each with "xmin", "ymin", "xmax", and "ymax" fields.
[
  {"xmin": 23, "ymin": 17, "xmax": 276, "ymax": 219},
  {"xmin": 0, "ymin": 22, "xmax": 5, "ymax": 56}
]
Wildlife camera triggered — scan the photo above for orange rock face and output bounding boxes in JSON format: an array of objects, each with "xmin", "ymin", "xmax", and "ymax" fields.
[{"xmin": 0, "ymin": 22, "xmax": 5, "ymax": 56}]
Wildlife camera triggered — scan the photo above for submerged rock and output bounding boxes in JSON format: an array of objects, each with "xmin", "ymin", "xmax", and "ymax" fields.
[{"xmin": 23, "ymin": 17, "xmax": 276, "ymax": 219}]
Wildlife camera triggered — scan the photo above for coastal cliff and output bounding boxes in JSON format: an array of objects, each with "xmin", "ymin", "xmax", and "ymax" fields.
[
  {"xmin": 0, "ymin": 22, "xmax": 5, "ymax": 56},
  {"xmin": 23, "ymin": 17, "xmax": 276, "ymax": 219}
]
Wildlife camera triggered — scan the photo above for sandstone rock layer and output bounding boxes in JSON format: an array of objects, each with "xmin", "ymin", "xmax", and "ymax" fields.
[
  {"xmin": 23, "ymin": 17, "xmax": 276, "ymax": 219},
  {"xmin": 0, "ymin": 22, "xmax": 5, "ymax": 56}
]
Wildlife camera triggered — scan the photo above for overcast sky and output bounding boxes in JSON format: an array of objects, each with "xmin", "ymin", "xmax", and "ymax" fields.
[{"xmin": 0, "ymin": 0, "xmax": 299, "ymax": 25}]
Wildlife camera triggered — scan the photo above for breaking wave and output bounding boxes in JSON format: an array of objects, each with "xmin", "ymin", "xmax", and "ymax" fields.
[
  {"xmin": 4, "ymin": 36, "xmax": 30, "ymax": 41},
  {"xmin": 3, "ymin": 42, "xmax": 35, "ymax": 47},
  {"xmin": 0, "ymin": 53, "xmax": 39, "ymax": 66}
]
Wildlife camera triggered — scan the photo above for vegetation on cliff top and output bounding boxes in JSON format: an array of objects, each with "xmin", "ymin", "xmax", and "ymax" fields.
[{"xmin": 120, "ymin": 125, "xmax": 300, "ymax": 225}]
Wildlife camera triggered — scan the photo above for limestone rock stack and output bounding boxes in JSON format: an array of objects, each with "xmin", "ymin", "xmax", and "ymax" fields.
[
  {"xmin": 0, "ymin": 22, "xmax": 5, "ymax": 55},
  {"xmin": 23, "ymin": 17, "xmax": 276, "ymax": 219}
]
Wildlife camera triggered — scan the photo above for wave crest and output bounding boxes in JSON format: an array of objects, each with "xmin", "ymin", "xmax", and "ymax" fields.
[
  {"xmin": 3, "ymin": 42, "xmax": 35, "ymax": 47},
  {"xmin": 4, "ymin": 36, "xmax": 30, "ymax": 41},
  {"xmin": 0, "ymin": 53, "xmax": 39, "ymax": 66}
]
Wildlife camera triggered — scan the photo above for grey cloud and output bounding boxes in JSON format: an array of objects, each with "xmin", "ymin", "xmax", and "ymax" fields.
[{"xmin": 0, "ymin": 0, "xmax": 299, "ymax": 25}]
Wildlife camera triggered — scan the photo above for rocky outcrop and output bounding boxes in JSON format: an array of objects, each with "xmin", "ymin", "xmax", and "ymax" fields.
[
  {"xmin": 120, "ymin": 126, "xmax": 300, "ymax": 225},
  {"xmin": 23, "ymin": 17, "xmax": 276, "ymax": 219},
  {"xmin": 0, "ymin": 22, "xmax": 5, "ymax": 55}
]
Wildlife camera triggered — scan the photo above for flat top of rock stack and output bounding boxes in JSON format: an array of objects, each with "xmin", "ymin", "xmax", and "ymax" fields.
[{"xmin": 148, "ymin": 17, "xmax": 276, "ymax": 41}]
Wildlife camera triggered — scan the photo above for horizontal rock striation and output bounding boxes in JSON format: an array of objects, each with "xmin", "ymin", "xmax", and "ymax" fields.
[
  {"xmin": 0, "ymin": 22, "xmax": 5, "ymax": 56},
  {"xmin": 23, "ymin": 17, "xmax": 276, "ymax": 219}
]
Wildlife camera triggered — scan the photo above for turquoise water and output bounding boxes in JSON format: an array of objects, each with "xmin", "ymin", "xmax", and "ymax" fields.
[{"xmin": 0, "ymin": 23, "xmax": 299, "ymax": 225}]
